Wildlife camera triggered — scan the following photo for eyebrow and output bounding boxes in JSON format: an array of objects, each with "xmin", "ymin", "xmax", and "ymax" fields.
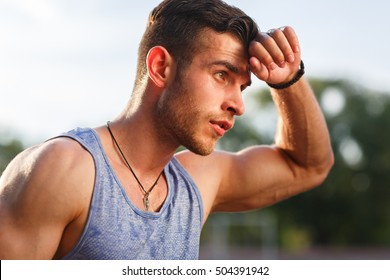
[{"xmin": 211, "ymin": 60, "xmax": 252, "ymax": 87}]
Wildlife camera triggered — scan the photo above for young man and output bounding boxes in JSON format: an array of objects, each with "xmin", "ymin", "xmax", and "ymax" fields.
[{"xmin": 0, "ymin": 0, "xmax": 333, "ymax": 259}]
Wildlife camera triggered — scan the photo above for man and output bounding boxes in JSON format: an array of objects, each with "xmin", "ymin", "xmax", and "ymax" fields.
[{"xmin": 0, "ymin": 0, "xmax": 333, "ymax": 259}]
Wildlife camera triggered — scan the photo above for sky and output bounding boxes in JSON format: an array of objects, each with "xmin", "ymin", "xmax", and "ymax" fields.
[{"xmin": 1, "ymin": 0, "xmax": 389, "ymax": 146}]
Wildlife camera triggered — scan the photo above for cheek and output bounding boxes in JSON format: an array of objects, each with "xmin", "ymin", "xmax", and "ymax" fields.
[
  {"xmin": 160, "ymin": 73, "xmax": 216, "ymax": 127},
  {"xmin": 186, "ymin": 72, "xmax": 217, "ymax": 101},
  {"xmin": 157, "ymin": 86, "xmax": 198, "ymax": 130}
]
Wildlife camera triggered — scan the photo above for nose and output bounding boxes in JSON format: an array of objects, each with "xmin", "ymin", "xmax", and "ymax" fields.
[{"xmin": 222, "ymin": 89, "xmax": 245, "ymax": 116}]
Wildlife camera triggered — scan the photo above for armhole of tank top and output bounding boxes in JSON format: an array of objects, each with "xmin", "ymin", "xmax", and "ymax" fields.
[
  {"xmin": 52, "ymin": 130, "xmax": 100, "ymax": 259},
  {"xmin": 171, "ymin": 157, "xmax": 205, "ymax": 226}
]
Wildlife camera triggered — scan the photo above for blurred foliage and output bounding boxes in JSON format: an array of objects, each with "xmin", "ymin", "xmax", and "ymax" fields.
[
  {"xmin": 210, "ymin": 78, "xmax": 390, "ymax": 249},
  {"xmin": 0, "ymin": 140, "xmax": 24, "ymax": 175}
]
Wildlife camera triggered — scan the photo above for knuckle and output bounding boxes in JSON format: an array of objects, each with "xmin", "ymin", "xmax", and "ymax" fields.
[
  {"xmin": 282, "ymin": 25, "xmax": 294, "ymax": 32},
  {"xmin": 261, "ymin": 52, "xmax": 273, "ymax": 63},
  {"xmin": 270, "ymin": 28, "xmax": 284, "ymax": 37},
  {"xmin": 275, "ymin": 53, "xmax": 286, "ymax": 64},
  {"xmin": 259, "ymin": 32, "xmax": 274, "ymax": 43},
  {"xmin": 248, "ymin": 41, "xmax": 262, "ymax": 55}
]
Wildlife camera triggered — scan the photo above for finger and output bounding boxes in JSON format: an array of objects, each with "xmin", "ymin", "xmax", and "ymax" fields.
[
  {"xmin": 249, "ymin": 56, "xmax": 269, "ymax": 81},
  {"xmin": 249, "ymin": 34, "xmax": 279, "ymax": 71},
  {"xmin": 267, "ymin": 28, "xmax": 295, "ymax": 64},
  {"xmin": 280, "ymin": 26, "xmax": 300, "ymax": 54},
  {"xmin": 259, "ymin": 31, "xmax": 286, "ymax": 68}
]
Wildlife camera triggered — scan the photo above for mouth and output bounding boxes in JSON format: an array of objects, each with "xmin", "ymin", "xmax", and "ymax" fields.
[{"xmin": 210, "ymin": 120, "xmax": 233, "ymax": 136}]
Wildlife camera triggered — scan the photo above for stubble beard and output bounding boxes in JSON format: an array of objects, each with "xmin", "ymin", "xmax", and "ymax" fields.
[{"xmin": 155, "ymin": 76, "xmax": 218, "ymax": 156}]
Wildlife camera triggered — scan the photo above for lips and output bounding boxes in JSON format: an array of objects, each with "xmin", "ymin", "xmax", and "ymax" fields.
[{"xmin": 210, "ymin": 120, "xmax": 233, "ymax": 136}]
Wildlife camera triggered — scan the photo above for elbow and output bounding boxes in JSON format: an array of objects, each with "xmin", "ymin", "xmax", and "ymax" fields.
[
  {"xmin": 305, "ymin": 150, "xmax": 335, "ymax": 190},
  {"xmin": 320, "ymin": 149, "xmax": 335, "ymax": 181}
]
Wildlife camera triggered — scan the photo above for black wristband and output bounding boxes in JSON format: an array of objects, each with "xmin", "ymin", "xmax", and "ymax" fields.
[{"xmin": 267, "ymin": 60, "xmax": 305, "ymax": 90}]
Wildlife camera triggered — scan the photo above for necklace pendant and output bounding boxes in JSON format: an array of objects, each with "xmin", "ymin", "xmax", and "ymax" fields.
[{"xmin": 143, "ymin": 193, "xmax": 150, "ymax": 211}]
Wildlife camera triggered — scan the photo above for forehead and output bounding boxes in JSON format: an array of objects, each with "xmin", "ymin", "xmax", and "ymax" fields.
[{"xmin": 194, "ymin": 29, "xmax": 249, "ymax": 69}]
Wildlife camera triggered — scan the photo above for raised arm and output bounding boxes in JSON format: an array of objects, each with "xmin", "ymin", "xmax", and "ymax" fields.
[
  {"xmin": 178, "ymin": 26, "xmax": 334, "ymax": 218},
  {"xmin": 248, "ymin": 26, "xmax": 334, "ymax": 180}
]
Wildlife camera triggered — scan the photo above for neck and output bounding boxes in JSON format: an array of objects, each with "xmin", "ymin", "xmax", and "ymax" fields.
[{"xmin": 108, "ymin": 102, "xmax": 179, "ymax": 175}]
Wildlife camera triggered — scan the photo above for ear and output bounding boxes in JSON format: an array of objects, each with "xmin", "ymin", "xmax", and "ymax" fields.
[{"xmin": 146, "ymin": 46, "xmax": 174, "ymax": 88}]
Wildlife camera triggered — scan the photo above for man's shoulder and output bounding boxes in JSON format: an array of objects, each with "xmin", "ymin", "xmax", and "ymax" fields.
[
  {"xmin": 0, "ymin": 136, "xmax": 95, "ymax": 259},
  {"xmin": 1, "ymin": 136, "xmax": 94, "ymax": 196},
  {"xmin": 175, "ymin": 150, "xmax": 234, "ymax": 187},
  {"xmin": 24, "ymin": 136, "xmax": 92, "ymax": 172},
  {"xmin": 175, "ymin": 150, "xmax": 236, "ymax": 221},
  {"xmin": 175, "ymin": 149, "xmax": 234, "ymax": 171}
]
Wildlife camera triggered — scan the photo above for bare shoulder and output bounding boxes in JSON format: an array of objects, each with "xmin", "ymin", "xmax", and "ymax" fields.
[
  {"xmin": 176, "ymin": 149, "xmax": 235, "ymax": 181},
  {"xmin": 175, "ymin": 149, "xmax": 237, "ymax": 220},
  {"xmin": 1, "ymin": 137, "xmax": 94, "ymax": 200},
  {"xmin": 0, "ymin": 137, "xmax": 95, "ymax": 259}
]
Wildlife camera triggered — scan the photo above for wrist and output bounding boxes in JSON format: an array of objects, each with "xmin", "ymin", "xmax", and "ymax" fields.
[{"xmin": 267, "ymin": 60, "xmax": 305, "ymax": 90}]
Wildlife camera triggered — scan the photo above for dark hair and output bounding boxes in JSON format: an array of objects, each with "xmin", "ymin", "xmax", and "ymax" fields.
[{"xmin": 133, "ymin": 0, "xmax": 259, "ymax": 90}]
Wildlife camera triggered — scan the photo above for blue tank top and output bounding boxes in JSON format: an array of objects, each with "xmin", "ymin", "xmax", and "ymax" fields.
[{"xmin": 60, "ymin": 127, "xmax": 204, "ymax": 260}]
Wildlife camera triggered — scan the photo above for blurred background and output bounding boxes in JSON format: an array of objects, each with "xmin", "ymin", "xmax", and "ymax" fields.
[{"xmin": 1, "ymin": 0, "xmax": 390, "ymax": 259}]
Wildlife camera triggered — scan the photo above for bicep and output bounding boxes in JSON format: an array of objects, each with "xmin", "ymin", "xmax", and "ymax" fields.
[
  {"xmin": 177, "ymin": 145, "xmax": 318, "ymax": 217},
  {"xmin": 213, "ymin": 145, "xmax": 310, "ymax": 212}
]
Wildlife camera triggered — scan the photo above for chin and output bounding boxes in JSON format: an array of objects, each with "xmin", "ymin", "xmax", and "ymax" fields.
[
  {"xmin": 194, "ymin": 148, "xmax": 214, "ymax": 156},
  {"xmin": 185, "ymin": 140, "xmax": 216, "ymax": 156}
]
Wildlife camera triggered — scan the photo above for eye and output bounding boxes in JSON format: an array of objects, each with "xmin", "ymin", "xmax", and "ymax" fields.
[{"xmin": 215, "ymin": 71, "xmax": 228, "ymax": 82}]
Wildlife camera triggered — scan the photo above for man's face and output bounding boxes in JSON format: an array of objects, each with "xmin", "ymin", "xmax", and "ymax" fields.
[{"xmin": 156, "ymin": 29, "xmax": 251, "ymax": 156}]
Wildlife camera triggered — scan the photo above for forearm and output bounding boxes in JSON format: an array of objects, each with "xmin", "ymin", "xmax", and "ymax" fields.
[
  {"xmin": 271, "ymin": 77, "xmax": 333, "ymax": 171},
  {"xmin": 248, "ymin": 26, "xmax": 333, "ymax": 179}
]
